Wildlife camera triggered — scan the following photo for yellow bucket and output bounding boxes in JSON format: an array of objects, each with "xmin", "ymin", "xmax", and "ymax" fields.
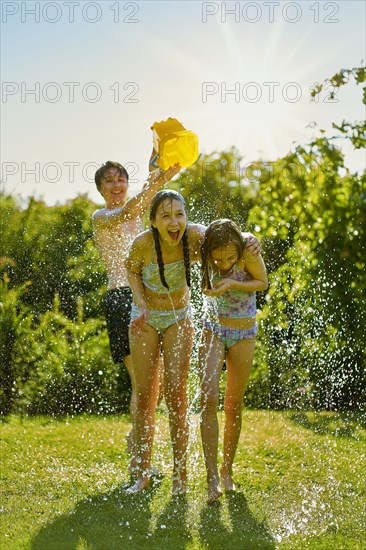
[{"xmin": 151, "ymin": 118, "xmax": 199, "ymax": 170}]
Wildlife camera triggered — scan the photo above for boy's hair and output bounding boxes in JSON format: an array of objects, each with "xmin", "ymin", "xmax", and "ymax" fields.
[
  {"xmin": 94, "ymin": 161, "xmax": 129, "ymax": 191},
  {"xmin": 149, "ymin": 190, "xmax": 190, "ymax": 289},
  {"xmin": 201, "ymin": 219, "xmax": 246, "ymax": 290}
]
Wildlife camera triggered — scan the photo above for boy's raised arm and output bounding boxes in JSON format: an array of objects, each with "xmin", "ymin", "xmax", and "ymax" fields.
[{"xmin": 122, "ymin": 163, "xmax": 181, "ymax": 221}]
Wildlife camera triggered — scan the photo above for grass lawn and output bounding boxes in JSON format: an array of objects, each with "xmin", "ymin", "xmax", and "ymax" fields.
[{"xmin": 1, "ymin": 410, "xmax": 365, "ymax": 549}]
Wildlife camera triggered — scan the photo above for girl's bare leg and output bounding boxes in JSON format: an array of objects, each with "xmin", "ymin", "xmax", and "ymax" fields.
[
  {"xmin": 157, "ymin": 353, "xmax": 165, "ymax": 407},
  {"xmin": 125, "ymin": 354, "xmax": 162, "ymax": 474},
  {"xmin": 162, "ymin": 318, "xmax": 193, "ymax": 494},
  {"xmin": 199, "ymin": 331, "xmax": 225, "ymax": 503},
  {"xmin": 123, "ymin": 355, "xmax": 137, "ymax": 458},
  {"xmin": 221, "ymin": 338, "xmax": 255, "ymax": 490},
  {"xmin": 127, "ymin": 325, "xmax": 161, "ymax": 493}
]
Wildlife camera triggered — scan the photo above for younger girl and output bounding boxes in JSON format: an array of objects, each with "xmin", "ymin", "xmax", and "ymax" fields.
[{"xmin": 199, "ymin": 219, "xmax": 268, "ymax": 503}]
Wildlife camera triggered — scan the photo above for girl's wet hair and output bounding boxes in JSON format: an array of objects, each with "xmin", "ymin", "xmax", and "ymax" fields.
[
  {"xmin": 94, "ymin": 161, "xmax": 129, "ymax": 190},
  {"xmin": 149, "ymin": 190, "xmax": 190, "ymax": 289},
  {"xmin": 201, "ymin": 219, "xmax": 245, "ymax": 290}
]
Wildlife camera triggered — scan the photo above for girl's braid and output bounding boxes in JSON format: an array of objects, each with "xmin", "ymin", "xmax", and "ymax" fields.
[
  {"xmin": 200, "ymin": 240, "xmax": 212, "ymax": 290},
  {"xmin": 152, "ymin": 226, "xmax": 169, "ymax": 289},
  {"xmin": 182, "ymin": 229, "xmax": 191, "ymax": 288}
]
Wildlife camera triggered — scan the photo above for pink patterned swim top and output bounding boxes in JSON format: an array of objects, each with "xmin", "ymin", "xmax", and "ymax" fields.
[{"xmin": 206, "ymin": 263, "xmax": 256, "ymax": 319}]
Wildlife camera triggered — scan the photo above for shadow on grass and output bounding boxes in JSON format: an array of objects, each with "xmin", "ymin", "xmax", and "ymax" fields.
[
  {"xmin": 30, "ymin": 480, "xmax": 179, "ymax": 550},
  {"xmin": 288, "ymin": 411, "xmax": 366, "ymax": 441},
  {"xmin": 199, "ymin": 491, "xmax": 275, "ymax": 549},
  {"xmin": 148, "ymin": 494, "xmax": 191, "ymax": 549},
  {"xmin": 29, "ymin": 483, "xmax": 276, "ymax": 549}
]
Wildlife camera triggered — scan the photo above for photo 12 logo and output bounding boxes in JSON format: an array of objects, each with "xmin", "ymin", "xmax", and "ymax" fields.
[
  {"xmin": 201, "ymin": 81, "xmax": 339, "ymax": 103},
  {"xmin": 1, "ymin": 161, "xmax": 140, "ymax": 185},
  {"xmin": 201, "ymin": 2, "xmax": 340, "ymax": 24},
  {"xmin": 200, "ymin": 159, "xmax": 327, "ymax": 188},
  {"xmin": 1, "ymin": 82, "xmax": 140, "ymax": 103},
  {"xmin": 1, "ymin": 1, "xmax": 140, "ymax": 24}
]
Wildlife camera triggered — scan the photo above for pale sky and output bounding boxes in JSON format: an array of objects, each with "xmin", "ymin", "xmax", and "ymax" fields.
[{"xmin": 1, "ymin": 0, "xmax": 365, "ymax": 205}]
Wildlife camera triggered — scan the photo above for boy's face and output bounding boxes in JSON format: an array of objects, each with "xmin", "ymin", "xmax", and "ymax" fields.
[{"xmin": 99, "ymin": 167, "xmax": 128, "ymax": 208}]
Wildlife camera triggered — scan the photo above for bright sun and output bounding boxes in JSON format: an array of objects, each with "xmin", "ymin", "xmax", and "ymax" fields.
[{"xmin": 162, "ymin": 16, "xmax": 343, "ymax": 164}]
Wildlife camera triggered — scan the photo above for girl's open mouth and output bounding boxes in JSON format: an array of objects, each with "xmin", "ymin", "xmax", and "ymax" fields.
[{"xmin": 168, "ymin": 230, "xmax": 180, "ymax": 241}]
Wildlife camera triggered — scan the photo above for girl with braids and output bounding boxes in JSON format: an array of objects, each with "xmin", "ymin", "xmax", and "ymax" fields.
[
  {"xmin": 199, "ymin": 219, "xmax": 268, "ymax": 503},
  {"xmin": 125, "ymin": 190, "xmax": 201, "ymax": 494},
  {"xmin": 125, "ymin": 193, "xmax": 261, "ymax": 494}
]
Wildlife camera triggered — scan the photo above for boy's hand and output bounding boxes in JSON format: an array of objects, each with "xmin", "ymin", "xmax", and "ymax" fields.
[
  {"xmin": 148, "ymin": 148, "xmax": 158, "ymax": 173},
  {"xmin": 245, "ymin": 235, "xmax": 261, "ymax": 256},
  {"xmin": 149, "ymin": 148, "xmax": 181, "ymax": 181}
]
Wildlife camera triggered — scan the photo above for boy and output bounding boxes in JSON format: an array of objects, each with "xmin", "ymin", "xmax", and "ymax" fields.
[{"xmin": 92, "ymin": 156, "xmax": 180, "ymax": 463}]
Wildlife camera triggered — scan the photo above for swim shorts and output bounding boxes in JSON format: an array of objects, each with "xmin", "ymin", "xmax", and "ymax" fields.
[{"xmin": 104, "ymin": 287, "xmax": 133, "ymax": 363}]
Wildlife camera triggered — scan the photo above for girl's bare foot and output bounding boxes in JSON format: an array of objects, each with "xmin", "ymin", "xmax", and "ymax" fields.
[
  {"xmin": 125, "ymin": 476, "xmax": 150, "ymax": 494},
  {"xmin": 207, "ymin": 477, "xmax": 223, "ymax": 503},
  {"xmin": 220, "ymin": 469, "xmax": 236, "ymax": 491}
]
